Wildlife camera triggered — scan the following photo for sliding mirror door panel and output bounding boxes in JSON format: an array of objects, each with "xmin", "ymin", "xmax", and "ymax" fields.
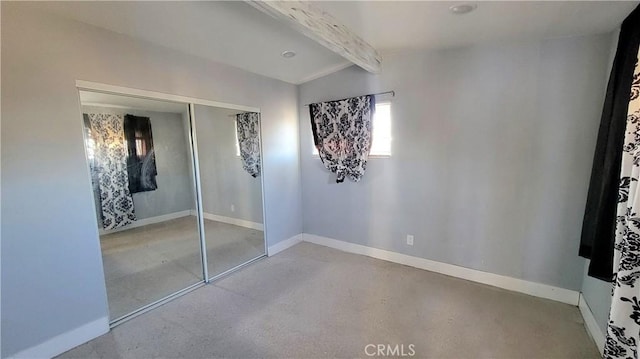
[
  {"xmin": 193, "ymin": 105, "xmax": 266, "ymax": 278},
  {"xmin": 80, "ymin": 91, "xmax": 204, "ymax": 321}
]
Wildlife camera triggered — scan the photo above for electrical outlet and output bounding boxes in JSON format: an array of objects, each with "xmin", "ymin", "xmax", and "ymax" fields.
[
  {"xmin": 406, "ymin": 235, "xmax": 414, "ymax": 246},
  {"xmin": 231, "ymin": 204, "xmax": 235, "ymax": 212}
]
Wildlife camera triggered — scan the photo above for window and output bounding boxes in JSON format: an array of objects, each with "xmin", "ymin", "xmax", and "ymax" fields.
[
  {"xmin": 370, "ymin": 102, "xmax": 392, "ymax": 156},
  {"xmin": 134, "ymin": 130, "xmax": 148, "ymax": 158},
  {"xmin": 235, "ymin": 121, "xmax": 240, "ymax": 156},
  {"xmin": 84, "ymin": 127, "xmax": 96, "ymax": 161},
  {"xmin": 312, "ymin": 102, "xmax": 392, "ymax": 157}
]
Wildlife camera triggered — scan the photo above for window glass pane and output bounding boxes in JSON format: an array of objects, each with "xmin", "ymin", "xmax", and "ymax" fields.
[
  {"xmin": 235, "ymin": 120, "xmax": 241, "ymax": 156},
  {"xmin": 371, "ymin": 102, "xmax": 391, "ymax": 156}
]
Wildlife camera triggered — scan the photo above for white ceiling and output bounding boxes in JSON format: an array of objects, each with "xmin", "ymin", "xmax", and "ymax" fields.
[
  {"xmin": 316, "ymin": 1, "xmax": 639, "ymax": 51},
  {"xmin": 37, "ymin": 1, "xmax": 350, "ymax": 85},
  {"xmin": 40, "ymin": 1, "xmax": 638, "ymax": 85}
]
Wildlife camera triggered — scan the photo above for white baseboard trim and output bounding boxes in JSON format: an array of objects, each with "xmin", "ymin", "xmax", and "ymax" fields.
[
  {"xmin": 202, "ymin": 212, "xmax": 264, "ymax": 231},
  {"xmin": 99, "ymin": 210, "xmax": 192, "ymax": 235},
  {"xmin": 302, "ymin": 234, "xmax": 580, "ymax": 306},
  {"xmin": 268, "ymin": 234, "xmax": 303, "ymax": 256},
  {"xmin": 579, "ymin": 293, "xmax": 606, "ymax": 355},
  {"xmin": 8, "ymin": 316, "xmax": 109, "ymax": 359},
  {"xmin": 99, "ymin": 210, "xmax": 264, "ymax": 235}
]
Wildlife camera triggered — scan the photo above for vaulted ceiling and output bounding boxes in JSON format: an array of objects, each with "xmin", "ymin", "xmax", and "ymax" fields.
[{"xmin": 38, "ymin": 1, "xmax": 639, "ymax": 85}]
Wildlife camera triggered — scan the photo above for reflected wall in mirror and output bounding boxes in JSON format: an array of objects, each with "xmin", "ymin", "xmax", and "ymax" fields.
[
  {"xmin": 80, "ymin": 91, "xmax": 203, "ymax": 321},
  {"xmin": 193, "ymin": 105, "xmax": 266, "ymax": 278}
]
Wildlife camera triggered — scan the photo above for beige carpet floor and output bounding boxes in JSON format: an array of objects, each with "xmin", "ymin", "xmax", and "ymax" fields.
[
  {"xmin": 100, "ymin": 216, "xmax": 264, "ymax": 319},
  {"xmin": 61, "ymin": 242, "xmax": 598, "ymax": 358}
]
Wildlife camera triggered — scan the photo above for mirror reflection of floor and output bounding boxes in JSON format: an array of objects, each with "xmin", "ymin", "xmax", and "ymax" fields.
[{"xmin": 100, "ymin": 216, "xmax": 265, "ymax": 320}]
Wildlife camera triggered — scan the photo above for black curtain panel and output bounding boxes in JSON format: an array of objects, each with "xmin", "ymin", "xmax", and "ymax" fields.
[
  {"xmin": 124, "ymin": 114, "xmax": 157, "ymax": 193},
  {"xmin": 580, "ymin": 5, "xmax": 640, "ymax": 281}
]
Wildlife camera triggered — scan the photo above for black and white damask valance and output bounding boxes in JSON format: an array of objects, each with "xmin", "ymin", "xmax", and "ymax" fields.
[{"xmin": 309, "ymin": 95, "xmax": 375, "ymax": 183}]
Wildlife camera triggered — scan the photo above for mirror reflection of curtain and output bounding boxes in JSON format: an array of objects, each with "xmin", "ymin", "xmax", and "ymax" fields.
[
  {"xmin": 85, "ymin": 113, "xmax": 136, "ymax": 230},
  {"xmin": 236, "ymin": 112, "xmax": 261, "ymax": 177},
  {"xmin": 83, "ymin": 115, "xmax": 103, "ymax": 227},
  {"xmin": 124, "ymin": 114, "xmax": 157, "ymax": 193}
]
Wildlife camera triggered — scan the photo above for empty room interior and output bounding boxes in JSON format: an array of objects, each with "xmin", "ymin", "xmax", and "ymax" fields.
[{"xmin": 3, "ymin": 1, "xmax": 640, "ymax": 358}]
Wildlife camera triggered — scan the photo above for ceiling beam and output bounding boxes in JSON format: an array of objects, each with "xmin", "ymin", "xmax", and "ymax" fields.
[{"xmin": 247, "ymin": 1, "xmax": 382, "ymax": 74}]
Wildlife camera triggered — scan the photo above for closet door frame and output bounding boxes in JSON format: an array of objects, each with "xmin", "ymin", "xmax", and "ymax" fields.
[{"xmin": 76, "ymin": 80, "xmax": 267, "ymax": 326}]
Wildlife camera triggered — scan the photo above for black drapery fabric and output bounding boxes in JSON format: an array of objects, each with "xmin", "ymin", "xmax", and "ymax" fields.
[
  {"xmin": 124, "ymin": 114, "xmax": 157, "ymax": 193},
  {"xmin": 580, "ymin": 4, "xmax": 640, "ymax": 281}
]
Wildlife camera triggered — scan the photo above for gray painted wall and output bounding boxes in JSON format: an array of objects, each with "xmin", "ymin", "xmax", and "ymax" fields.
[
  {"xmin": 1, "ymin": 4, "xmax": 301, "ymax": 357},
  {"xmin": 194, "ymin": 105, "xmax": 264, "ymax": 224},
  {"xmin": 83, "ymin": 106, "xmax": 195, "ymax": 225},
  {"xmin": 579, "ymin": 28, "xmax": 620, "ymax": 337},
  {"xmin": 299, "ymin": 33, "xmax": 613, "ymax": 291}
]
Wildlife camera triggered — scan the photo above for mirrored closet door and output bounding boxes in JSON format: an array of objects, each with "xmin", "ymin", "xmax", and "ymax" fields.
[
  {"xmin": 80, "ymin": 91, "xmax": 204, "ymax": 322},
  {"xmin": 79, "ymin": 88, "xmax": 266, "ymax": 324},
  {"xmin": 192, "ymin": 104, "xmax": 266, "ymax": 279}
]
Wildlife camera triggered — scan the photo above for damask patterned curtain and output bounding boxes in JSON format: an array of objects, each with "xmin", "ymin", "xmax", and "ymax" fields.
[
  {"xmin": 606, "ymin": 47, "xmax": 640, "ymax": 358},
  {"xmin": 309, "ymin": 95, "xmax": 375, "ymax": 183},
  {"xmin": 87, "ymin": 113, "xmax": 137, "ymax": 230},
  {"xmin": 236, "ymin": 112, "xmax": 261, "ymax": 178}
]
